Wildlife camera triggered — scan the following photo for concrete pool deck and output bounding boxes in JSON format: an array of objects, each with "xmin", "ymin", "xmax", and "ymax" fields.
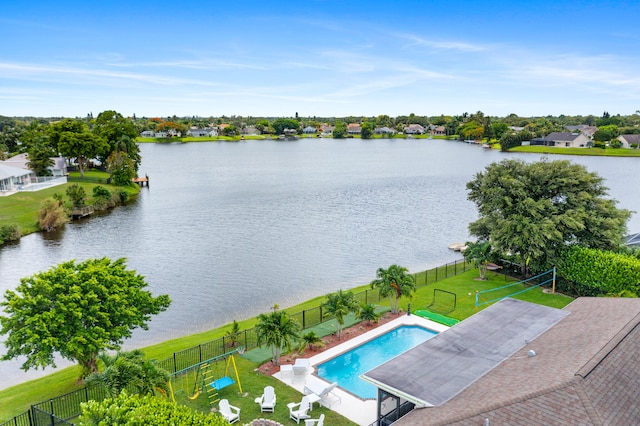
[{"xmin": 274, "ymin": 313, "xmax": 449, "ymax": 425}]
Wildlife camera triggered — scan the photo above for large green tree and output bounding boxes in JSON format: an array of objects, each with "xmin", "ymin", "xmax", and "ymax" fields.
[
  {"xmin": 321, "ymin": 290, "xmax": 359, "ymax": 340},
  {"xmin": 272, "ymin": 118, "xmax": 299, "ymax": 135},
  {"xmin": 467, "ymin": 158, "xmax": 630, "ymax": 274},
  {"xmin": 255, "ymin": 308, "xmax": 300, "ymax": 365},
  {"xmin": 370, "ymin": 264, "xmax": 416, "ymax": 314},
  {"xmin": 0, "ymin": 258, "xmax": 171, "ymax": 378},
  {"xmin": 52, "ymin": 119, "xmax": 109, "ymax": 177}
]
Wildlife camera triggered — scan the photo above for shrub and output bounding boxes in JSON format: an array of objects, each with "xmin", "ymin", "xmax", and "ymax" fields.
[
  {"xmin": 610, "ymin": 140, "xmax": 622, "ymax": 149},
  {"xmin": 115, "ymin": 189, "xmax": 129, "ymax": 204},
  {"xmin": 0, "ymin": 224, "xmax": 20, "ymax": 245},
  {"xmin": 38, "ymin": 199, "xmax": 69, "ymax": 232},
  {"xmin": 92, "ymin": 185, "xmax": 113, "ymax": 210},
  {"xmin": 66, "ymin": 184, "xmax": 86, "ymax": 208}
]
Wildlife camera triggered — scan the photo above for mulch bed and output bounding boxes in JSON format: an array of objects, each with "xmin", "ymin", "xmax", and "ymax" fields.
[{"xmin": 256, "ymin": 311, "xmax": 404, "ymax": 375}]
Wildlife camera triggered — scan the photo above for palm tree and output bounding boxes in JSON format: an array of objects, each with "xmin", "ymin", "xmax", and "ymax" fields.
[
  {"xmin": 370, "ymin": 265, "xmax": 416, "ymax": 314},
  {"xmin": 321, "ymin": 290, "xmax": 359, "ymax": 340},
  {"xmin": 357, "ymin": 303, "xmax": 381, "ymax": 325},
  {"xmin": 301, "ymin": 331, "xmax": 323, "ymax": 351},
  {"xmin": 463, "ymin": 240, "xmax": 492, "ymax": 280},
  {"xmin": 255, "ymin": 309, "xmax": 300, "ymax": 365},
  {"xmin": 84, "ymin": 350, "xmax": 169, "ymax": 397}
]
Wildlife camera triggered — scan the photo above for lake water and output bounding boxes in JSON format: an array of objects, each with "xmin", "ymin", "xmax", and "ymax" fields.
[{"xmin": 1, "ymin": 139, "xmax": 639, "ymax": 389}]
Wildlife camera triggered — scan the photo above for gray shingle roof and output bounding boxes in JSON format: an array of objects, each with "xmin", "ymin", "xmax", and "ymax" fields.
[{"xmin": 394, "ymin": 297, "xmax": 640, "ymax": 425}]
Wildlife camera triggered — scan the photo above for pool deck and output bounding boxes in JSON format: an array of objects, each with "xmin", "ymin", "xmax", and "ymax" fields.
[{"xmin": 274, "ymin": 313, "xmax": 449, "ymax": 425}]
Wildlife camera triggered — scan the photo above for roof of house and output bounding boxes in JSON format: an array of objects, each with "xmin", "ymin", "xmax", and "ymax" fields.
[
  {"xmin": 0, "ymin": 163, "xmax": 33, "ymax": 180},
  {"xmin": 619, "ymin": 134, "xmax": 640, "ymax": 144},
  {"xmin": 391, "ymin": 297, "xmax": 640, "ymax": 425},
  {"xmin": 363, "ymin": 299, "xmax": 568, "ymax": 407},
  {"xmin": 543, "ymin": 132, "xmax": 583, "ymax": 142}
]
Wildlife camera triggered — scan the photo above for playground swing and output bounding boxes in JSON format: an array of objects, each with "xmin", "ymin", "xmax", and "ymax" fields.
[
  {"xmin": 209, "ymin": 354, "xmax": 243, "ymax": 393},
  {"xmin": 185, "ymin": 352, "xmax": 244, "ymax": 403}
]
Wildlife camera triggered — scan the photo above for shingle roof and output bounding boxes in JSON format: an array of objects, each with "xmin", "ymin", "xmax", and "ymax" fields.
[
  {"xmin": 543, "ymin": 132, "xmax": 580, "ymax": 142},
  {"xmin": 394, "ymin": 297, "xmax": 640, "ymax": 425}
]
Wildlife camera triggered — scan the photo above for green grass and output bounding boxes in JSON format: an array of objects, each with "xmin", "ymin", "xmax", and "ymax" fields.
[
  {"xmin": 0, "ymin": 267, "xmax": 573, "ymax": 423},
  {"xmin": 0, "ymin": 170, "xmax": 139, "ymax": 236},
  {"xmin": 509, "ymin": 145, "xmax": 640, "ymax": 157}
]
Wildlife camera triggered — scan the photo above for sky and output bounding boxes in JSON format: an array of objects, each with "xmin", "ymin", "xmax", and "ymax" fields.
[{"xmin": 1, "ymin": 0, "xmax": 639, "ymax": 119}]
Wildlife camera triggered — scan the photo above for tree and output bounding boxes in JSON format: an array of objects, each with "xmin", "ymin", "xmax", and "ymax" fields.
[
  {"xmin": 27, "ymin": 143, "xmax": 55, "ymax": 176},
  {"xmin": 0, "ymin": 258, "xmax": 171, "ymax": 378},
  {"xmin": 356, "ymin": 303, "xmax": 381, "ymax": 325},
  {"xmin": 255, "ymin": 308, "xmax": 300, "ymax": 365},
  {"xmin": 332, "ymin": 121, "xmax": 347, "ymax": 139},
  {"xmin": 467, "ymin": 159, "xmax": 630, "ymax": 274},
  {"xmin": 272, "ymin": 118, "xmax": 299, "ymax": 135},
  {"xmin": 79, "ymin": 392, "xmax": 227, "ymax": 425},
  {"xmin": 66, "ymin": 183, "xmax": 87, "ymax": 208},
  {"xmin": 84, "ymin": 350, "xmax": 169, "ymax": 397},
  {"xmin": 463, "ymin": 240, "xmax": 493, "ymax": 279},
  {"xmin": 370, "ymin": 265, "xmax": 416, "ymax": 314},
  {"xmin": 321, "ymin": 290, "xmax": 359, "ymax": 340},
  {"xmin": 225, "ymin": 320, "xmax": 241, "ymax": 347},
  {"xmin": 55, "ymin": 120, "xmax": 109, "ymax": 177},
  {"xmin": 361, "ymin": 122, "xmax": 374, "ymax": 139},
  {"xmin": 301, "ymin": 331, "xmax": 323, "ymax": 351},
  {"xmin": 106, "ymin": 151, "xmax": 136, "ymax": 186}
]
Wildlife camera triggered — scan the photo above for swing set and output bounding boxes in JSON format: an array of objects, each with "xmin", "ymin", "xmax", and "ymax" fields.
[{"xmin": 174, "ymin": 350, "xmax": 243, "ymax": 405}]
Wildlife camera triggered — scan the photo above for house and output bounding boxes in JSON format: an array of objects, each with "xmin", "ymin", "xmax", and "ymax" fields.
[
  {"xmin": 374, "ymin": 127, "xmax": 395, "ymax": 135},
  {"xmin": 302, "ymin": 126, "xmax": 317, "ymax": 134},
  {"xmin": 1, "ymin": 153, "xmax": 67, "ymax": 177},
  {"xmin": 140, "ymin": 130, "xmax": 155, "ymax": 137},
  {"xmin": 433, "ymin": 126, "xmax": 446, "ymax": 136},
  {"xmin": 363, "ymin": 297, "xmax": 640, "ymax": 425},
  {"xmin": 531, "ymin": 132, "xmax": 590, "ymax": 147},
  {"xmin": 186, "ymin": 127, "xmax": 218, "ymax": 137},
  {"xmin": 320, "ymin": 125, "xmax": 335, "ymax": 136},
  {"xmin": 618, "ymin": 134, "xmax": 640, "ymax": 149},
  {"xmin": 0, "ymin": 163, "xmax": 35, "ymax": 194},
  {"xmin": 405, "ymin": 124, "xmax": 426, "ymax": 134},
  {"xmin": 347, "ymin": 123, "xmax": 361, "ymax": 135}
]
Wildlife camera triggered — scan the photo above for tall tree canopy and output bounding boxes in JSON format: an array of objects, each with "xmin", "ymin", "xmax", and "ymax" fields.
[
  {"xmin": 255, "ymin": 308, "xmax": 300, "ymax": 365},
  {"xmin": 0, "ymin": 258, "xmax": 171, "ymax": 378},
  {"xmin": 467, "ymin": 158, "xmax": 630, "ymax": 274},
  {"xmin": 370, "ymin": 264, "xmax": 416, "ymax": 314},
  {"xmin": 321, "ymin": 289, "xmax": 359, "ymax": 340}
]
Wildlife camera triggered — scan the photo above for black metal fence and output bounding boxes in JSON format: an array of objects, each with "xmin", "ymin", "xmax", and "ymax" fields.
[{"xmin": 1, "ymin": 258, "xmax": 469, "ymax": 426}]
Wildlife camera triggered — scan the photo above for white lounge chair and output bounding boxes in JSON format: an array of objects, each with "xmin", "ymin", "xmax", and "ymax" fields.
[
  {"xmin": 292, "ymin": 358, "xmax": 311, "ymax": 383},
  {"xmin": 255, "ymin": 385, "xmax": 276, "ymax": 412},
  {"xmin": 218, "ymin": 399, "xmax": 240, "ymax": 424},
  {"xmin": 287, "ymin": 395, "xmax": 311, "ymax": 424},
  {"xmin": 304, "ymin": 380, "xmax": 342, "ymax": 408},
  {"xmin": 304, "ymin": 414, "xmax": 325, "ymax": 426}
]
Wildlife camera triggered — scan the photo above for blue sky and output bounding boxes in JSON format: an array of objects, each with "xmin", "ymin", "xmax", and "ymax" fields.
[{"xmin": 1, "ymin": 0, "xmax": 639, "ymax": 118}]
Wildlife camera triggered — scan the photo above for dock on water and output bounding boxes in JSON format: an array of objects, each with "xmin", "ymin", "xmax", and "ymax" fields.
[{"xmin": 132, "ymin": 175, "xmax": 149, "ymax": 187}]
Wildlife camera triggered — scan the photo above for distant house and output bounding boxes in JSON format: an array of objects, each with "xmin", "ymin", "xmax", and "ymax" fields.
[
  {"xmin": 140, "ymin": 130, "xmax": 155, "ymax": 138},
  {"xmin": 433, "ymin": 126, "xmax": 446, "ymax": 136},
  {"xmin": 405, "ymin": 124, "xmax": 426, "ymax": 134},
  {"xmin": 374, "ymin": 126, "xmax": 395, "ymax": 135},
  {"xmin": 618, "ymin": 134, "xmax": 640, "ymax": 149},
  {"xmin": 320, "ymin": 125, "xmax": 334, "ymax": 136},
  {"xmin": 508, "ymin": 126, "xmax": 525, "ymax": 132},
  {"xmin": 2, "ymin": 153, "xmax": 67, "ymax": 177},
  {"xmin": 531, "ymin": 132, "xmax": 590, "ymax": 148},
  {"xmin": 347, "ymin": 123, "xmax": 362, "ymax": 135},
  {"xmin": 302, "ymin": 126, "xmax": 317, "ymax": 134},
  {"xmin": 241, "ymin": 125, "xmax": 259, "ymax": 136},
  {"xmin": 186, "ymin": 127, "xmax": 218, "ymax": 137}
]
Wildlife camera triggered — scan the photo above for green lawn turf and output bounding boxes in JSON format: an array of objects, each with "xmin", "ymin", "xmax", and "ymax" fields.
[
  {"xmin": 0, "ymin": 170, "xmax": 139, "ymax": 236},
  {"xmin": 0, "ymin": 267, "xmax": 573, "ymax": 423},
  {"xmin": 509, "ymin": 145, "xmax": 640, "ymax": 157}
]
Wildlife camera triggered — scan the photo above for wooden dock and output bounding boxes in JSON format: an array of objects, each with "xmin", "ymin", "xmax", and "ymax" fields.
[
  {"xmin": 132, "ymin": 175, "xmax": 149, "ymax": 187},
  {"xmin": 71, "ymin": 206, "xmax": 94, "ymax": 219}
]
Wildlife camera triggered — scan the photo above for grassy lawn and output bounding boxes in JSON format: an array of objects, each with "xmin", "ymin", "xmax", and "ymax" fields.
[
  {"xmin": 0, "ymin": 170, "xmax": 139, "ymax": 236},
  {"xmin": 509, "ymin": 145, "xmax": 640, "ymax": 157},
  {"xmin": 0, "ymin": 266, "xmax": 573, "ymax": 423}
]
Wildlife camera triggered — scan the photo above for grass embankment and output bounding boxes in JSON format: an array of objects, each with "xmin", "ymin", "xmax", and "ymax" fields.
[
  {"xmin": 508, "ymin": 145, "xmax": 640, "ymax": 157},
  {"xmin": 0, "ymin": 268, "xmax": 573, "ymax": 423},
  {"xmin": 0, "ymin": 170, "xmax": 139, "ymax": 236}
]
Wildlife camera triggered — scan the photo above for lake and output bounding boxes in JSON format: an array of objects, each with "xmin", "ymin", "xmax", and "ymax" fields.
[{"xmin": 1, "ymin": 139, "xmax": 639, "ymax": 389}]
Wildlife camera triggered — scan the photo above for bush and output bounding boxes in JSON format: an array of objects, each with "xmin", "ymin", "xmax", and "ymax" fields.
[
  {"xmin": 115, "ymin": 189, "xmax": 129, "ymax": 204},
  {"xmin": 66, "ymin": 184, "xmax": 86, "ymax": 208},
  {"xmin": 38, "ymin": 199, "xmax": 68, "ymax": 232},
  {"xmin": 92, "ymin": 185, "xmax": 113, "ymax": 210},
  {"xmin": 0, "ymin": 224, "xmax": 20, "ymax": 245},
  {"xmin": 610, "ymin": 140, "xmax": 622, "ymax": 149},
  {"xmin": 593, "ymin": 141, "xmax": 607, "ymax": 149}
]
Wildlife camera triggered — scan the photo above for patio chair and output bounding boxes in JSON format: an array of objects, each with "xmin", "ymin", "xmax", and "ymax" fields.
[
  {"xmin": 304, "ymin": 414, "xmax": 325, "ymax": 426},
  {"xmin": 292, "ymin": 358, "xmax": 311, "ymax": 383},
  {"xmin": 255, "ymin": 385, "xmax": 276, "ymax": 412},
  {"xmin": 304, "ymin": 380, "xmax": 342, "ymax": 408},
  {"xmin": 218, "ymin": 399, "xmax": 240, "ymax": 424},
  {"xmin": 287, "ymin": 395, "xmax": 312, "ymax": 424}
]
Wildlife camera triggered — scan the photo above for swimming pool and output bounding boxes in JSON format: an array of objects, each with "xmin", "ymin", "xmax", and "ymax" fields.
[{"xmin": 316, "ymin": 325, "xmax": 437, "ymax": 399}]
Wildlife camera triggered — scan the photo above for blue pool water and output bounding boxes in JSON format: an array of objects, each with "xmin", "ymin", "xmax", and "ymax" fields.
[{"xmin": 316, "ymin": 325, "xmax": 437, "ymax": 399}]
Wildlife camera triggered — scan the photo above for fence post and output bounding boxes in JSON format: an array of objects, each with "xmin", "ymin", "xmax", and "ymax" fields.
[
  {"xmin": 302, "ymin": 309, "xmax": 306, "ymax": 329},
  {"xmin": 173, "ymin": 353, "xmax": 177, "ymax": 373},
  {"xmin": 199, "ymin": 344, "xmax": 203, "ymax": 363}
]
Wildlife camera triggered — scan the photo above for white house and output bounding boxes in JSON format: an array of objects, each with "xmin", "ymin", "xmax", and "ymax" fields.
[
  {"xmin": 617, "ymin": 134, "xmax": 640, "ymax": 149},
  {"xmin": 533, "ymin": 132, "xmax": 591, "ymax": 148},
  {"xmin": 0, "ymin": 163, "xmax": 35, "ymax": 194}
]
